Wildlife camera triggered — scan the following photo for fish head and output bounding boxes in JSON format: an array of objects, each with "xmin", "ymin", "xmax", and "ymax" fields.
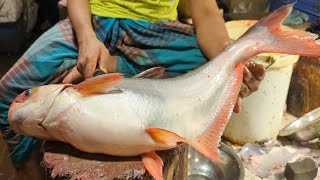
[{"xmin": 8, "ymin": 84, "xmax": 72, "ymax": 139}]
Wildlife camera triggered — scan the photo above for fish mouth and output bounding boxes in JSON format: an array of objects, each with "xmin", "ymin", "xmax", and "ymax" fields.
[
  {"xmin": 7, "ymin": 84, "xmax": 74, "ymax": 139},
  {"xmin": 8, "ymin": 101, "xmax": 17, "ymax": 120}
]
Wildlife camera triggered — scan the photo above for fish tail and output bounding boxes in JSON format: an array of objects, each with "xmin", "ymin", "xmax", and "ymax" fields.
[{"xmin": 241, "ymin": 3, "xmax": 320, "ymax": 57}]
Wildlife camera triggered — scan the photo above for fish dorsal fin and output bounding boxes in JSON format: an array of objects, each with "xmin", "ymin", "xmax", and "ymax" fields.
[
  {"xmin": 133, "ymin": 67, "xmax": 166, "ymax": 79},
  {"xmin": 141, "ymin": 151, "xmax": 164, "ymax": 180},
  {"xmin": 146, "ymin": 64, "xmax": 244, "ymax": 164},
  {"xmin": 75, "ymin": 73, "xmax": 123, "ymax": 96}
]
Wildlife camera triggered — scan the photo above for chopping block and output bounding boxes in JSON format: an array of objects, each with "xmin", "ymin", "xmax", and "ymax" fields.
[
  {"xmin": 287, "ymin": 56, "xmax": 320, "ymax": 117},
  {"xmin": 41, "ymin": 141, "xmax": 188, "ymax": 180}
]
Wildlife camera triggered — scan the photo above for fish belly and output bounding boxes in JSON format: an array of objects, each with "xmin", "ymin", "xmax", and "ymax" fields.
[{"xmin": 44, "ymin": 91, "xmax": 172, "ymax": 156}]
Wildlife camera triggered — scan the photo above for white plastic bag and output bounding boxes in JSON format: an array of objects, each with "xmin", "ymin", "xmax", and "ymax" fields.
[{"xmin": 0, "ymin": 0, "xmax": 24, "ymax": 23}]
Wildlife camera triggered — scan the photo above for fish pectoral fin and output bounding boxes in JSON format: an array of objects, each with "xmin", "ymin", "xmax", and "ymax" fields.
[
  {"xmin": 146, "ymin": 128, "xmax": 186, "ymax": 146},
  {"xmin": 74, "ymin": 73, "xmax": 123, "ymax": 96},
  {"xmin": 146, "ymin": 127, "xmax": 225, "ymax": 164},
  {"xmin": 133, "ymin": 67, "xmax": 166, "ymax": 79},
  {"xmin": 141, "ymin": 151, "xmax": 164, "ymax": 180}
]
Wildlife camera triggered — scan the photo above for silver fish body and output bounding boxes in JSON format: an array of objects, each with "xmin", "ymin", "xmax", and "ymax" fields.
[{"xmin": 40, "ymin": 55, "xmax": 237, "ymax": 156}]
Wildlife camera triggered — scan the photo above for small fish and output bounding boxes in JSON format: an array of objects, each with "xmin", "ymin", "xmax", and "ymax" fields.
[{"xmin": 8, "ymin": 4, "xmax": 320, "ymax": 180}]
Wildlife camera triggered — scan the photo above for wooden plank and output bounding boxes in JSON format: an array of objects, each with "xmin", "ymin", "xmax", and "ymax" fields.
[{"xmin": 41, "ymin": 141, "xmax": 188, "ymax": 180}]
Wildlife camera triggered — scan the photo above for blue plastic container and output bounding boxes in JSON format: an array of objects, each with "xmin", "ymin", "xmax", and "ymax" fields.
[{"xmin": 269, "ymin": 0, "xmax": 320, "ymax": 23}]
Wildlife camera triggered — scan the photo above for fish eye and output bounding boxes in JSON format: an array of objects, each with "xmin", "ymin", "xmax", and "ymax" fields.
[{"xmin": 25, "ymin": 89, "xmax": 31, "ymax": 96}]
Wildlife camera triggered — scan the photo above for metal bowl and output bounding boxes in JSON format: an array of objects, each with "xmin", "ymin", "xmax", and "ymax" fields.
[
  {"xmin": 188, "ymin": 143, "xmax": 244, "ymax": 180},
  {"xmin": 279, "ymin": 107, "xmax": 320, "ymax": 141}
]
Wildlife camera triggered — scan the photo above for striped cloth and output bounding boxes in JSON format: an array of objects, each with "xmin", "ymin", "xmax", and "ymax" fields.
[{"xmin": 0, "ymin": 16, "xmax": 207, "ymax": 166}]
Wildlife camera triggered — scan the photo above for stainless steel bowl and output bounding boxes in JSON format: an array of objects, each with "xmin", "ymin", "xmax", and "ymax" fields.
[
  {"xmin": 188, "ymin": 143, "xmax": 244, "ymax": 180},
  {"xmin": 279, "ymin": 107, "xmax": 320, "ymax": 141}
]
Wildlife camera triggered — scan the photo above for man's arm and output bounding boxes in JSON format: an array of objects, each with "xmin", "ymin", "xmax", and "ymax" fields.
[
  {"xmin": 190, "ymin": 0, "xmax": 230, "ymax": 60},
  {"xmin": 68, "ymin": 0, "xmax": 96, "ymax": 43},
  {"xmin": 63, "ymin": 0, "xmax": 109, "ymax": 83}
]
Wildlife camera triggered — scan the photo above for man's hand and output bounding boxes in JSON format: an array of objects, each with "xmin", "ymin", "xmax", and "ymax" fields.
[
  {"xmin": 233, "ymin": 61, "xmax": 265, "ymax": 113},
  {"xmin": 62, "ymin": 0, "xmax": 109, "ymax": 84},
  {"xmin": 62, "ymin": 37, "xmax": 109, "ymax": 84}
]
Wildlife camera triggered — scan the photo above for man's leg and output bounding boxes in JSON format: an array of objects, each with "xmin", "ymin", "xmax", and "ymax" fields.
[{"xmin": 103, "ymin": 19, "xmax": 207, "ymax": 77}]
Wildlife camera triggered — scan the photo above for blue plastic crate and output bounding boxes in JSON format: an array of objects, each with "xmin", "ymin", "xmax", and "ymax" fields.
[{"xmin": 269, "ymin": 0, "xmax": 320, "ymax": 23}]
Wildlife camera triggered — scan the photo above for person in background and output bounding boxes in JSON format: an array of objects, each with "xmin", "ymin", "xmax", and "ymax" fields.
[
  {"xmin": 0, "ymin": 0, "xmax": 265, "ymax": 168},
  {"xmin": 35, "ymin": 0, "xmax": 60, "ymax": 33}
]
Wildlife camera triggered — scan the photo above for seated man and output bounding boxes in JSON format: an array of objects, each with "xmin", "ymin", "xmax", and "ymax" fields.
[{"xmin": 0, "ymin": 0, "xmax": 264, "ymax": 167}]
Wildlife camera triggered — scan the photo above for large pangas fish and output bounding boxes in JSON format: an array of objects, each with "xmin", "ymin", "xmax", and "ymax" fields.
[{"xmin": 7, "ymin": 4, "xmax": 320, "ymax": 180}]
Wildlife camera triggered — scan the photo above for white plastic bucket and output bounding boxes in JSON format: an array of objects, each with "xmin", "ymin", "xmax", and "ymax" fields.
[{"xmin": 223, "ymin": 20, "xmax": 299, "ymax": 145}]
